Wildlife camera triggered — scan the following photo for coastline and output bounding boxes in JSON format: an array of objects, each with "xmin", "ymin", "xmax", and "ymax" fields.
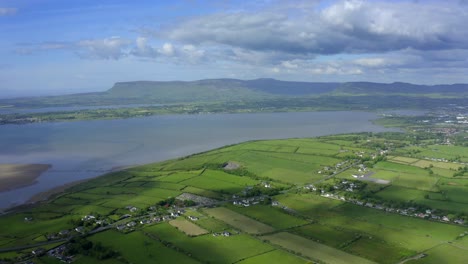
[
  {"xmin": 2, "ymin": 164, "xmax": 137, "ymax": 214},
  {"xmin": 0, "ymin": 111, "xmax": 397, "ymax": 212},
  {"xmin": 25, "ymin": 178, "xmax": 89, "ymax": 204}
]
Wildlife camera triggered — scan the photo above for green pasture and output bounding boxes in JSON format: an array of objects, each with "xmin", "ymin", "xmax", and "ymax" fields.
[
  {"xmin": 144, "ymin": 222, "xmax": 274, "ymax": 264},
  {"xmin": 89, "ymin": 230, "xmax": 200, "ymax": 264},
  {"xmin": 291, "ymin": 223, "xmax": 358, "ymax": 248},
  {"xmin": 226, "ymin": 204, "xmax": 308, "ymax": 229},
  {"xmin": 237, "ymin": 249, "xmax": 309, "ymax": 264},
  {"xmin": 406, "ymin": 244, "xmax": 468, "ymax": 264},
  {"xmin": 262, "ymin": 232, "xmax": 375, "ymax": 264},
  {"xmin": 204, "ymin": 207, "xmax": 275, "ymax": 234},
  {"xmin": 274, "ymin": 193, "xmax": 343, "ymax": 218},
  {"xmin": 181, "ymin": 186, "xmax": 223, "ymax": 199},
  {"xmin": 344, "ymin": 236, "xmax": 414, "ymax": 264},
  {"xmin": 374, "ymin": 161, "xmax": 428, "ymax": 175},
  {"xmin": 156, "ymin": 170, "xmax": 202, "ymax": 183}
]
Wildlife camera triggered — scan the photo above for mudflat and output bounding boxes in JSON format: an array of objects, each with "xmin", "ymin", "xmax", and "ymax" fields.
[{"xmin": 0, "ymin": 164, "xmax": 51, "ymax": 192}]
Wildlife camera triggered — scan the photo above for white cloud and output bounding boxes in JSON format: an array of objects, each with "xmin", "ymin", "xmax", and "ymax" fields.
[
  {"xmin": 163, "ymin": 0, "xmax": 468, "ymax": 56},
  {"xmin": 132, "ymin": 37, "xmax": 158, "ymax": 57},
  {"xmin": 77, "ymin": 37, "xmax": 130, "ymax": 60},
  {"xmin": 354, "ymin": 58, "xmax": 389, "ymax": 67},
  {"xmin": 159, "ymin": 43, "xmax": 175, "ymax": 56},
  {"xmin": 281, "ymin": 60, "xmax": 299, "ymax": 69}
]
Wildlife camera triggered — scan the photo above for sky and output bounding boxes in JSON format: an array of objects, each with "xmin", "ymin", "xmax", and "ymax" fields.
[{"xmin": 1, "ymin": 0, "xmax": 468, "ymax": 97}]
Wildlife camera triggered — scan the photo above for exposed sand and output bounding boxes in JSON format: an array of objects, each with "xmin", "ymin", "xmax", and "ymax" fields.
[{"xmin": 0, "ymin": 164, "xmax": 51, "ymax": 192}]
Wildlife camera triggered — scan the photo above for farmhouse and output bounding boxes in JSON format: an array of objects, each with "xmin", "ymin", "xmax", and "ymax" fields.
[
  {"xmin": 171, "ymin": 212, "xmax": 180, "ymax": 217},
  {"xmin": 82, "ymin": 215, "xmax": 96, "ymax": 221},
  {"xmin": 58, "ymin": 230, "xmax": 70, "ymax": 236},
  {"xmin": 188, "ymin": 216, "xmax": 199, "ymax": 221},
  {"xmin": 140, "ymin": 219, "xmax": 151, "ymax": 224},
  {"xmin": 32, "ymin": 248, "xmax": 46, "ymax": 256}
]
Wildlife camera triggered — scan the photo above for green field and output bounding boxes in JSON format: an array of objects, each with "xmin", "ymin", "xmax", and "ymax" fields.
[
  {"xmin": 204, "ymin": 207, "xmax": 275, "ymax": 234},
  {"xmin": 0, "ymin": 133, "xmax": 467, "ymax": 263},
  {"xmin": 89, "ymin": 230, "xmax": 200, "ymax": 264},
  {"xmin": 144, "ymin": 223, "xmax": 275, "ymax": 264},
  {"xmin": 227, "ymin": 204, "xmax": 309, "ymax": 229},
  {"xmin": 262, "ymin": 232, "xmax": 376, "ymax": 264},
  {"xmin": 236, "ymin": 249, "xmax": 309, "ymax": 264},
  {"xmin": 169, "ymin": 218, "xmax": 209, "ymax": 236}
]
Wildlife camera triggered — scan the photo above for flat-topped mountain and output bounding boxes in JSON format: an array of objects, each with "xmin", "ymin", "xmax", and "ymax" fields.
[{"xmin": 2, "ymin": 78, "xmax": 467, "ymax": 107}]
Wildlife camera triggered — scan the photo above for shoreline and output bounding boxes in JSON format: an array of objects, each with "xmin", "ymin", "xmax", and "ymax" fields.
[{"xmin": 2, "ymin": 164, "xmax": 137, "ymax": 214}]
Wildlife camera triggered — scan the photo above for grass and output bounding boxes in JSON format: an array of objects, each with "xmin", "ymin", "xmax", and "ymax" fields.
[
  {"xmin": 179, "ymin": 169, "xmax": 259, "ymax": 194},
  {"xmin": 1, "ymin": 134, "xmax": 467, "ymax": 264},
  {"xmin": 227, "ymin": 204, "xmax": 309, "ymax": 230},
  {"xmin": 375, "ymin": 185, "xmax": 468, "ymax": 214},
  {"xmin": 169, "ymin": 218, "xmax": 209, "ymax": 236},
  {"xmin": 204, "ymin": 207, "xmax": 275, "ymax": 234},
  {"xmin": 181, "ymin": 186, "xmax": 224, "ymax": 199},
  {"xmin": 237, "ymin": 249, "xmax": 309, "ymax": 264},
  {"xmin": 389, "ymin": 156, "xmax": 420, "ymax": 164},
  {"xmin": 89, "ymin": 230, "xmax": 200, "ymax": 264},
  {"xmin": 144, "ymin": 222, "xmax": 274, "ymax": 264},
  {"xmin": 261, "ymin": 232, "xmax": 376, "ymax": 264},
  {"xmin": 344, "ymin": 236, "xmax": 414, "ymax": 264},
  {"xmin": 291, "ymin": 223, "xmax": 358, "ymax": 248},
  {"xmin": 156, "ymin": 171, "xmax": 202, "ymax": 183},
  {"xmin": 274, "ymin": 193, "xmax": 343, "ymax": 218},
  {"xmin": 192, "ymin": 216, "xmax": 230, "ymax": 233},
  {"xmin": 406, "ymin": 244, "xmax": 468, "ymax": 264}
]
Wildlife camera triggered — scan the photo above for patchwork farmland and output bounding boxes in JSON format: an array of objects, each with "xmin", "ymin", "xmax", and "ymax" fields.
[{"xmin": 0, "ymin": 132, "xmax": 467, "ymax": 263}]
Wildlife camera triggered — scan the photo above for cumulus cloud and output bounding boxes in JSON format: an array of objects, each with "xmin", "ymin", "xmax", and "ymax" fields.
[
  {"xmin": 11, "ymin": 0, "xmax": 468, "ymax": 82},
  {"xmin": 128, "ymin": 0, "xmax": 464, "ymax": 81},
  {"xmin": 76, "ymin": 37, "xmax": 130, "ymax": 60},
  {"xmin": 131, "ymin": 37, "xmax": 206, "ymax": 62},
  {"xmin": 0, "ymin": 7, "xmax": 17, "ymax": 16},
  {"xmin": 132, "ymin": 37, "xmax": 158, "ymax": 57},
  {"xmin": 163, "ymin": 0, "xmax": 468, "ymax": 56},
  {"xmin": 353, "ymin": 57, "xmax": 398, "ymax": 67}
]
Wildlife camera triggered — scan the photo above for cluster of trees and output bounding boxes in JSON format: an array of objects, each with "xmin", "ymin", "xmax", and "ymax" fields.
[
  {"xmin": 156, "ymin": 197, "xmax": 195, "ymax": 208},
  {"xmin": 243, "ymin": 186, "xmax": 282, "ymax": 198},
  {"xmin": 453, "ymin": 166, "xmax": 468, "ymax": 177},
  {"xmin": 67, "ymin": 237, "xmax": 118, "ymax": 260}
]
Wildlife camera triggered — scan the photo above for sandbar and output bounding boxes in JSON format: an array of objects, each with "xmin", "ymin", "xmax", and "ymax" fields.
[{"xmin": 0, "ymin": 164, "xmax": 51, "ymax": 192}]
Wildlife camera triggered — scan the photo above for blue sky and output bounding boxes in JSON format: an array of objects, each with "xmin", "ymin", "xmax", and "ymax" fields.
[{"xmin": 1, "ymin": 0, "xmax": 468, "ymax": 97}]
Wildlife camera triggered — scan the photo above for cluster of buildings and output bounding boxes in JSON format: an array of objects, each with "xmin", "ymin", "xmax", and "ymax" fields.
[
  {"xmin": 212, "ymin": 231, "xmax": 232, "ymax": 237},
  {"xmin": 232, "ymin": 195, "xmax": 266, "ymax": 207},
  {"xmin": 317, "ymin": 189, "xmax": 466, "ymax": 226},
  {"xmin": 116, "ymin": 208, "xmax": 186, "ymax": 231}
]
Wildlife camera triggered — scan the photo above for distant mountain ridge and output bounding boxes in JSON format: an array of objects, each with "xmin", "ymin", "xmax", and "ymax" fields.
[
  {"xmin": 109, "ymin": 78, "xmax": 468, "ymax": 96},
  {"xmin": 2, "ymin": 78, "xmax": 467, "ymax": 107}
]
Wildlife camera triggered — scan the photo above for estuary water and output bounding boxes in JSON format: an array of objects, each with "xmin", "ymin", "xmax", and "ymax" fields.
[{"xmin": 0, "ymin": 111, "xmax": 398, "ymax": 210}]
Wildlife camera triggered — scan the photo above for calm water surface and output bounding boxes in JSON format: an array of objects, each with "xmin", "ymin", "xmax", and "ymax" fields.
[{"xmin": 0, "ymin": 111, "xmax": 398, "ymax": 210}]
